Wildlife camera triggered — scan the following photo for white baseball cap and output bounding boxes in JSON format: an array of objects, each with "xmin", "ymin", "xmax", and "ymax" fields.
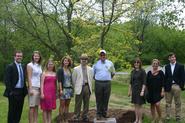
[{"xmin": 99, "ymin": 50, "xmax": 106, "ymax": 54}]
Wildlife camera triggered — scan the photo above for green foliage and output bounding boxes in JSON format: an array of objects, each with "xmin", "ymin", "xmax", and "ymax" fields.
[{"xmin": 141, "ymin": 25, "xmax": 185, "ymax": 64}]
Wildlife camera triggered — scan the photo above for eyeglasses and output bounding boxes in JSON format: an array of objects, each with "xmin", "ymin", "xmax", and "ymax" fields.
[{"xmin": 134, "ymin": 61, "xmax": 140, "ymax": 64}]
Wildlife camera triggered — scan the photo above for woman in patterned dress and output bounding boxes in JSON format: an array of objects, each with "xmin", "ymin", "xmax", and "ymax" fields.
[{"xmin": 57, "ymin": 56, "xmax": 73, "ymax": 122}]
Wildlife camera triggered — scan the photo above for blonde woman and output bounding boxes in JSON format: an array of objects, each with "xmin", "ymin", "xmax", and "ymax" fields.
[
  {"xmin": 40, "ymin": 59, "xmax": 57, "ymax": 123},
  {"xmin": 146, "ymin": 59, "xmax": 164, "ymax": 123}
]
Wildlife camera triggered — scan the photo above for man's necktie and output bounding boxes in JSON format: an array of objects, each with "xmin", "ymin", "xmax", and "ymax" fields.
[{"xmin": 19, "ymin": 64, "xmax": 24, "ymax": 87}]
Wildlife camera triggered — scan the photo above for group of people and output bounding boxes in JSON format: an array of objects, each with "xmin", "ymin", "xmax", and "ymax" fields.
[
  {"xmin": 3, "ymin": 49, "xmax": 115, "ymax": 123},
  {"xmin": 128, "ymin": 53, "xmax": 184, "ymax": 123},
  {"xmin": 3, "ymin": 50, "xmax": 184, "ymax": 123}
]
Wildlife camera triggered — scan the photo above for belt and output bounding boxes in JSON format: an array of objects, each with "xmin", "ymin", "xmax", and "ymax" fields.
[
  {"xmin": 84, "ymin": 83, "xmax": 88, "ymax": 86},
  {"xmin": 82, "ymin": 83, "xmax": 88, "ymax": 86},
  {"xmin": 172, "ymin": 83, "xmax": 178, "ymax": 85},
  {"xmin": 63, "ymin": 86, "xmax": 72, "ymax": 89},
  {"xmin": 95, "ymin": 80, "xmax": 110, "ymax": 83}
]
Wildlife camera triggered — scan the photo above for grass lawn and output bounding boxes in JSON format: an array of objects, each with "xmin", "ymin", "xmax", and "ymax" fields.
[{"xmin": 1, "ymin": 75, "xmax": 185, "ymax": 123}]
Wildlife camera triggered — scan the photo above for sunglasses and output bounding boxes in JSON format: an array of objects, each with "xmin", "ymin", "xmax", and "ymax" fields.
[{"xmin": 81, "ymin": 58, "xmax": 87, "ymax": 60}]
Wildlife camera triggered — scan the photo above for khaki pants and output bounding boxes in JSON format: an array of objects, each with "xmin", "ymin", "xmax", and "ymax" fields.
[
  {"xmin": 74, "ymin": 84, "xmax": 90, "ymax": 118},
  {"xmin": 165, "ymin": 84, "xmax": 181, "ymax": 119}
]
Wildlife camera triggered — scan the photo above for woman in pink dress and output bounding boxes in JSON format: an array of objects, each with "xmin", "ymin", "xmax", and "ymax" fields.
[{"xmin": 40, "ymin": 59, "xmax": 57, "ymax": 123}]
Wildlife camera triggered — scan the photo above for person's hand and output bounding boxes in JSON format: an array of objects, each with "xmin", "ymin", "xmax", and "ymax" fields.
[
  {"xmin": 41, "ymin": 93, "xmax": 44, "ymax": 99},
  {"xmin": 29, "ymin": 88, "xmax": 34, "ymax": 96},
  {"xmin": 59, "ymin": 90, "xmax": 63, "ymax": 96},
  {"xmin": 161, "ymin": 91, "xmax": 165, "ymax": 97},
  {"xmin": 128, "ymin": 91, "xmax": 131, "ymax": 97},
  {"xmin": 140, "ymin": 91, "xmax": 144, "ymax": 96}
]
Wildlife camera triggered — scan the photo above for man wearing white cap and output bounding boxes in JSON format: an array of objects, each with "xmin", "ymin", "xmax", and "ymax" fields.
[{"xmin": 93, "ymin": 50, "xmax": 115, "ymax": 120}]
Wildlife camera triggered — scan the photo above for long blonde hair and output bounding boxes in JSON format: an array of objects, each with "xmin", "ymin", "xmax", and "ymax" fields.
[{"xmin": 44, "ymin": 59, "xmax": 56, "ymax": 72}]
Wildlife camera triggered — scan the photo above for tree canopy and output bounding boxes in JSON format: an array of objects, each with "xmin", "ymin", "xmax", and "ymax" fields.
[{"xmin": 0, "ymin": 0, "xmax": 185, "ymax": 80}]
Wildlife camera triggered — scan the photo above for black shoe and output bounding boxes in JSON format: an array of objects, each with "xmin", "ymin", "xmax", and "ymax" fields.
[
  {"xmin": 82, "ymin": 117, "xmax": 89, "ymax": 122},
  {"xmin": 96, "ymin": 115, "xmax": 102, "ymax": 120},
  {"xmin": 176, "ymin": 117, "xmax": 181, "ymax": 122},
  {"xmin": 73, "ymin": 116, "xmax": 80, "ymax": 122},
  {"xmin": 102, "ymin": 114, "xmax": 109, "ymax": 118}
]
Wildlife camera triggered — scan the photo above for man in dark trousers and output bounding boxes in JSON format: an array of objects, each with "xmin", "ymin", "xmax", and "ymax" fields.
[
  {"xmin": 93, "ymin": 50, "xmax": 115, "ymax": 120},
  {"xmin": 164, "ymin": 52, "xmax": 184, "ymax": 122},
  {"xmin": 3, "ymin": 50, "xmax": 27, "ymax": 123}
]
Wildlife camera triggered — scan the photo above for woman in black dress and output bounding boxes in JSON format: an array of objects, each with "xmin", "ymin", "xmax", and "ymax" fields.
[
  {"xmin": 128, "ymin": 58, "xmax": 146, "ymax": 123},
  {"xmin": 146, "ymin": 59, "xmax": 164, "ymax": 123}
]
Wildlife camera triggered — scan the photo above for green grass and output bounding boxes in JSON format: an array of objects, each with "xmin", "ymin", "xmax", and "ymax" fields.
[{"xmin": 1, "ymin": 76, "xmax": 185, "ymax": 123}]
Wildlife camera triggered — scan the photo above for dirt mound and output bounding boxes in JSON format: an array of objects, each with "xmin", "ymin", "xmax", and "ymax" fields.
[{"xmin": 55, "ymin": 109, "xmax": 136, "ymax": 123}]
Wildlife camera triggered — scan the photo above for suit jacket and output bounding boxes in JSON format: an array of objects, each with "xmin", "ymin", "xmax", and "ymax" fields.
[
  {"xmin": 3, "ymin": 62, "xmax": 28, "ymax": 97},
  {"xmin": 164, "ymin": 62, "xmax": 185, "ymax": 92},
  {"xmin": 72, "ymin": 65, "xmax": 94, "ymax": 95}
]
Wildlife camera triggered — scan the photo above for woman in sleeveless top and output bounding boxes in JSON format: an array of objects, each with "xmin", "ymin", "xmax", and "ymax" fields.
[
  {"xmin": 146, "ymin": 59, "xmax": 164, "ymax": 123},
  {"xmin": 27, "ymin": 51, "xmax": 42, "ymax": 123},
  {"xmin": 40, "ymin": 59, "xmax": 57, "ymax": 123}
]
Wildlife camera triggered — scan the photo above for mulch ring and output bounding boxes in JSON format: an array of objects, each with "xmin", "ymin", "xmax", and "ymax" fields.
[{"xmin": 54, "ymin": 109, "xmax": 137, "ymax": 123}]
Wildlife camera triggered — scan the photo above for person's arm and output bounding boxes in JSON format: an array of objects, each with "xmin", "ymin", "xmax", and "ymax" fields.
[
  {"xmin": 140, "ymin": 70, "xmax": 146, "ymax": 96},
  {"xmin": 161, "ymin": 71, "xmax": 165, "ymax": 97},
  {"xmin": 72, "ymin": 68, "xmax": 77, "ymax": 86},
  {"xmin": 111, "ymin": 62, "xmax": 116, "ymax": 78},
  {"xmin": 145, "ymin": 71, "xmax": 150, "ymax": 95},
  {"xmin": 57, "ymin": 69, "xmax": 63, "ymax": 95},
  {"xmin": 140, "ymin": 85, "xmax": 146, "ymax": 97},
  {"xmin": 92, "ymin": 64, "xmax": 96, "ymax": 80},
  {"xmin": 180, "ymin": 64, "xmax": 185, "ymax": 90},
  {"xmin": 164, "ymin": 65, "xmax": 168, "ymax": 92},
  {"xmin": 59, "ymin": 82, "xmax": 63, "ymax": 95},
  {"xmin": 40, "ymin": 73, "xmax": 45, "ymax": 99},
  {"xmin": 128, "ymin": 71, "xmax": 132, "ymax": 97},
  {"xmin": 4, "ymin": 65, "xmax": 12, "ymax": 91},
  {"xmin": 128, "ymin": 84, "xmax": 132, "ymax": 97},
  {"xmin": 27, "ymin": 64, "xmax": 33, "ymax": 95}
]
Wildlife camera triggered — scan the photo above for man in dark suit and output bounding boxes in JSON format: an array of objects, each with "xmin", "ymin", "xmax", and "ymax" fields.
[
  {"xmin": 164, "ymin": 52, "xmax": 184, "ymax": 122},
  {"xmin": 3, "ymin": 50, "xmax": 28, "ymax": 123}
]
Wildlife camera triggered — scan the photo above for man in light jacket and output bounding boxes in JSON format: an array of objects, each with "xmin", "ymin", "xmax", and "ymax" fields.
[{"xmin": 72, "ymin": 53, "xmax": 94, "ymax": 122}]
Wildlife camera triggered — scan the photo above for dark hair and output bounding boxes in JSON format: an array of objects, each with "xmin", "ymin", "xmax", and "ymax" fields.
[
  {"xmin": 32, "ymin": 51, "xmax": 42, "ymax": 64},
  {"xmin": 45, "ymin": 59, "xmax": 56, "ymax": 72},
  {"xmin": 132, "ymin": 57, "xmax": 142, "ymax": 69},
  {"xmin": 14, "ymin": 50, "xmax": 22, "ymax": 56},
  {"xmin": 61, "ymin": 56, "xmax": 72, "ymax": 67},
  {"xmin": 168, "ymin": 52, "xmax": 176, "ymax": 58}
]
